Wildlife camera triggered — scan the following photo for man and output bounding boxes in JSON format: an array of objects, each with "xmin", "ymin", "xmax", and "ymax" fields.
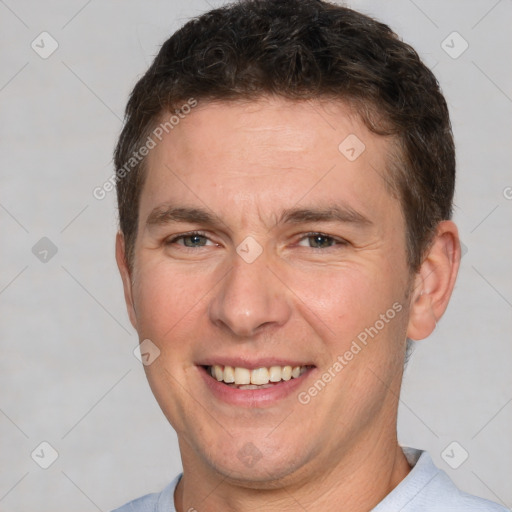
[{"xmin": 112, "ymin": 1, "xmax": 507, "ymax": 511}]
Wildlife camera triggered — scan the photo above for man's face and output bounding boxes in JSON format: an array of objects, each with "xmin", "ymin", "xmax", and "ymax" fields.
[{"xmin": 119, "ymin": 98, "xmax": 414, "ymax": 484}]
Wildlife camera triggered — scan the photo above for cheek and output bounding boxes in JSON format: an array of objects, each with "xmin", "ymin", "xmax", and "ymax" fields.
[
  {"xmin": 289, "ymin": 262, "xmax": 399, "ymax": 340},
  {"xmin": 132, "ymin": 262, "xmax": 209, "ymax": 339}
]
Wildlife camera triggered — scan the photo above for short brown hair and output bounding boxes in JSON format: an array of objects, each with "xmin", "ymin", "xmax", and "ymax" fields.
[{"xmin": 114, "ymin": 0, "xmax": 455, "ymax": 271}]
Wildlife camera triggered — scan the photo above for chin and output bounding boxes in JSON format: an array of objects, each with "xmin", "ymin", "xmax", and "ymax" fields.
[
  {"xmin": 211, "ymin": 460, "xmax": 303, "ymax": 488},
  {"xmin": 199, "ymin": 436, "xmax": 315, "ymax": 488}
]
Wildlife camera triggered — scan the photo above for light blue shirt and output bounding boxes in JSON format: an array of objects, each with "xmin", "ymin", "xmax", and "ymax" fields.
[{"xmin": 112, "ymin": 448, "xmax": 509, "ymax": 512}]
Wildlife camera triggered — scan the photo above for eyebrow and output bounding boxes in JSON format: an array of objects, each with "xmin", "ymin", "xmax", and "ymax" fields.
[
  {"xmin": 278, "ymin": 205, "xmax": 372, "ymax": 226},
  {"xmin": 146, "ymin": 205, "xmax": 223, "ymax": 229},
  {"xmin": 145, "ymin": 203, "xmax": 372, "ymax": 230}
]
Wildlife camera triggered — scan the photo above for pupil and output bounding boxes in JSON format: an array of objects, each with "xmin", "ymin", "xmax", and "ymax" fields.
[
  {"xmin": 186, "ymin": 235, "xmax": 204, "ymax": 247},
  {"xmin": 313, "ymin": 235, "xmax": 330, "ymax": 248}
]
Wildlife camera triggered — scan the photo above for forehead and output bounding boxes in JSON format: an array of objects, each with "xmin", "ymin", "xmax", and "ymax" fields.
[{"xmin": 140, "ymin": 97, "xmax": 399, "ymax": 228}]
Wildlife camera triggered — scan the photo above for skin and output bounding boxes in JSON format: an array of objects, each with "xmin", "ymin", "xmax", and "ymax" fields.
[{"xmin": 116, "ymin": 97, "xmax": 460, "ymax": 511}]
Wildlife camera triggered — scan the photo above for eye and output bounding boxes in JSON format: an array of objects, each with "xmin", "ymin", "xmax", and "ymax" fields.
[
  {"xmin": 297, "ymin": 233, "xmax": 345, "ymax": 249},
  {"xmin": 166, "ymin": 231, "xmax": 214, "ymax": 248}
]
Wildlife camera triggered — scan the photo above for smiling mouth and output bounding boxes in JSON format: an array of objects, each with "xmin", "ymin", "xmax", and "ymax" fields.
[{"xmin": 202, "ymin": 364, "xmax": 314, "ymax": 390}]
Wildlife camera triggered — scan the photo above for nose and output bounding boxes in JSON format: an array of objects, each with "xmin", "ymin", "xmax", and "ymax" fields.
[{"xmin": 208, "ymin": 253, "xmax": 292, "ymax": 338}]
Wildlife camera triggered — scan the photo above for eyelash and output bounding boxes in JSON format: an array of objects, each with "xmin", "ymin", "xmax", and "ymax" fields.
[
  {"xmin": 165, "ymin": 231, "xmax": 213, "ymax": 247},
  {"xmin": 299, "ymin": 232, "xmax": 348, "ymax": 249},
  {"xmin": 165, "ymin": 231, "xmax": 348, "ymax": 249}
]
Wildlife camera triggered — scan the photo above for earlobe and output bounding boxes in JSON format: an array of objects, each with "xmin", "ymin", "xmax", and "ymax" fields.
[
  {"xmin": 406, "ymin": 221, "xmax": 460, "ymax": 341},
  {"xmin": 115, "ymin": 232, "xmax": 138, "ymax": 331}
]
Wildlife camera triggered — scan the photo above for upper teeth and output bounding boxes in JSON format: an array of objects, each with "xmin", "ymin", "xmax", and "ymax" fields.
[{"xmin": 209, "ymin": 365, "xmax": 307, "ymax": 385}]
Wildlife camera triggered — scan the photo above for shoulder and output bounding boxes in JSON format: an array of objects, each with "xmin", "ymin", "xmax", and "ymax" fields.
[
  {"xmin": 373, "ymin": 448, "xmax": 509, "ymax": 512},
  {"xmin": 426, "ymin": 471, "xmax": 509, "ymax": 511},
  {"xmin": 111, "ymin": 475, "xmax": 181, "ymax": 512},
  {"xmin": 454, "ymin": 490, "xmax": 510, "ymax": 512}
]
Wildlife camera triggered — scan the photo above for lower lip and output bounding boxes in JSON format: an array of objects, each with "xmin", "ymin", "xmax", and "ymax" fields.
[{"xmin": 198, "ymin": 366, "xmax": 314, "ymax": 407}]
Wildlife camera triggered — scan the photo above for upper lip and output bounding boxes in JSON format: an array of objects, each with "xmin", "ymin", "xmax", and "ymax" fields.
[{"xmin": 197, "ymin": 357, "xmax": 315, "ymax": 370}]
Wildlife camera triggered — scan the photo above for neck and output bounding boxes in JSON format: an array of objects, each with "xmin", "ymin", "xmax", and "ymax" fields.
[{"xmin": 174, "ymin": 435, "xmax": 411, "ymax": 512}]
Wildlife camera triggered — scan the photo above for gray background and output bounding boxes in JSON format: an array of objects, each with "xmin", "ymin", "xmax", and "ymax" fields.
[{"xmin": 0, "ymin": 0, "xmax": 511, "ymax": 510}]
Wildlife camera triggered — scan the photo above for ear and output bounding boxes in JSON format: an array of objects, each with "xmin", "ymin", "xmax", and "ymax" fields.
[
  {"xmin": 115, "ymin": 231, "xmax": 138, "ymax": 331},
  {"xmin": 407, "ymin": 220, "xmax": 461, "ymax": 341}
]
